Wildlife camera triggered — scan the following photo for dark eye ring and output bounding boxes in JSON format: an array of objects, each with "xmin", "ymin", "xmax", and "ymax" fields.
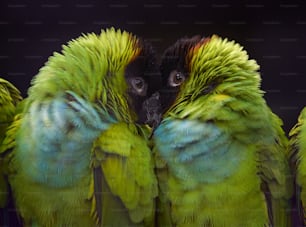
[
  {"xmin": 168, "ymin": 70, "xmax": 186, "ymax": 87},
  {"xmin": 130, "ymin": 77, "xmax": 147, "ymax": 96}
]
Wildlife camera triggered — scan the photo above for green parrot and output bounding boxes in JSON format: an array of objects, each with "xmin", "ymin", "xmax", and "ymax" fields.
[
  {"xmin": 0, "ymin": 78, "xmax": 22, "ymax": 147},
  {"xmin": 0, "ymin": 28, "xmax": 158, "ymax": 226},
  {"xmin": 151, "ymin": 35, "xmax": 293, "ymax": 226},
  {"xmin": 0, "ymin": 78, "xmax": 22, "ymax": 224},
  {"xmin": 289, "ymin": 107, "xmax": 306, "ymax": 225}
]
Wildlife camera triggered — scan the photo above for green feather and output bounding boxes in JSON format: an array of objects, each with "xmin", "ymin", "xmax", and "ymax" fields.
[
  {"xmin": 0, "ymin": 78, "xmax": 22, "ymax": 208},
  {"xmin": 289, "ymin": 107, "xmax": 306, "ymax": 225}
]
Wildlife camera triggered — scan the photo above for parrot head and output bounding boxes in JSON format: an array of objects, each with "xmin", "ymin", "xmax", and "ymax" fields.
[
  {"xmin": 27, "ymin": 28, "xmax": 157, "ymax": 124},
  {"xmin": 155, "ymin": 34, "xmax": 262, "ymax": 119}
]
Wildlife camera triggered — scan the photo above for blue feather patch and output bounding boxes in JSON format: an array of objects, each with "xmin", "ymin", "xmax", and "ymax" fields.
[
  {"xmin": 16, "ymin": 91, "xmax": 116, "ymax": 188},
  {"xmin": 154, "ymin": 118, "xmax": 246, "ymax": 184}
]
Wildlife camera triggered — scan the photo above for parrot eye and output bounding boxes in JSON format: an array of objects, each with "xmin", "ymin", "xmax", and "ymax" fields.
[
  {"xmin": 168, "ymin": 70, "xmax": 186, "ymax": 87},
  {"xmin": 130, "ymin": 77, "xmax": 147, "ymax": 96}
]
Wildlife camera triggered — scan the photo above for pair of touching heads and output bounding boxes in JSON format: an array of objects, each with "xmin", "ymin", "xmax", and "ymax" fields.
[
  {"xmin": 46, "ymin": 28, "xmax": 257, "ymax": 128},
  {"xmin": 134, "ymin": 33, "xmax": 257, "ymax": 128}
]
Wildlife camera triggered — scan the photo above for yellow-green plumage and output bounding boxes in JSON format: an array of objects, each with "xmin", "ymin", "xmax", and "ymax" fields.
[
  {"xmin": 0, "ymin": 78, "xmax": 22, "ymax": 208},
  {"xmin": 0, "ymin": 28, "xmax": 157, "ymax": 226},
  {"xmin": 0, "ymin": 78, "xmax": 22, "ymax": 145},
  {"xmin": 154, "ymin": 35, "xmax": 292, "ymax": 226},
  {"xmin": 289, "ymin": 107, "xmax": 306, "ymax": 225},
  {"xmin": 92, "ymin": 123, "xmax": 157, "ymax": 225}
]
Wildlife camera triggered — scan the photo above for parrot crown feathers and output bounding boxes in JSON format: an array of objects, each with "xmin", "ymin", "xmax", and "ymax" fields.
[
  {"xmin": 26, "ymin": 28, "xmax": 154, "ymax": 123},
  {"xmin": 31, "ymin": 28, "xmax": 143, "ymax": 97},
  {"xmin": 174, "ymin": 35, "xmax": 263, "ymax": 100},
  {"xmin": 63, "ymin": 28, "xmax": 142, "ymax": 73},
  {"xmin": 188, "ymin": 35, "xmax": 261, "ymax": 88}
]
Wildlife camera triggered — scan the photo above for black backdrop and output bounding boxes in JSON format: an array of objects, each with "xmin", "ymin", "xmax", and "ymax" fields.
[{"xmin": 1, "ymin": 0, "xmax": 306, "ymax": 134}]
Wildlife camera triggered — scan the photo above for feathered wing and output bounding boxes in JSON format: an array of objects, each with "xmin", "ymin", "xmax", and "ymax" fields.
[
  {"xmin": 155, "ymin": 117, "xmax": 268, "ymax": 226},
  {"xmin": 0, "ymin": 78, "xmax": 22, "ymax": 143},
  {"xmin": 0, "ymin": 91, "xmax": 115, "ymax": 226},
  {"xmin": 0, "ymin": 78, "xmax": 22, "ymax": 209},
  {"xmin": 0, "ymin": 113, "xmax": 21, "ymax": 204},
  {"xmin": 154, "ymin": 119, "xmax": 236, "ymax": 226},
  {"xmin": 90, "ymin": 122, "xmax": 157, "ymax": 226},
  {"xmin": 1, "ymin": 92, "xmax": 157, "ymax": 227},
  {"xmin": 154, "ymin": 113, "xmax": 292, "ymax": 226},
  {"xmin": 289, "ymin": 107, "xmax": 306, "ymax": 225},
  {"xmin": 257, "ymin": 111, "xmax": 293, "ymax": 227}
]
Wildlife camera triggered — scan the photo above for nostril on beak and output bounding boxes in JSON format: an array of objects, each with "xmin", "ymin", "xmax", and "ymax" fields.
[
  {"xmin": 140, "ymin": 91, "xmax": 162, "ymax": 128},
  {"xmin": 151, "ymin": 91, "xmax": 160, "ymax": 99}
]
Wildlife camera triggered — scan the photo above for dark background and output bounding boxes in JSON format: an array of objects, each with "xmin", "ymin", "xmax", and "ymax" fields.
[{"xmin": 0, "ymin": 0, "xmax": 306, "ymax": 134}]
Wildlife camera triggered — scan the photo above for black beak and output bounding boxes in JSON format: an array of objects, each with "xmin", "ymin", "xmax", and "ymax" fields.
[{"xmin": 139, "ymin": 91, "xmax": 162, "ymax": 130}]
